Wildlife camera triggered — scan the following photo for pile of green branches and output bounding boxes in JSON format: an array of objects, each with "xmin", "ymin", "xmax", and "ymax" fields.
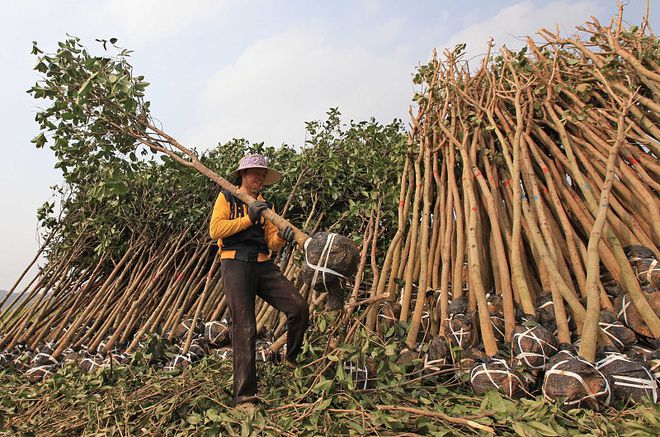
[{"xmin": 2, "ymin": 319, "xmax": 658, "ymax": 435}]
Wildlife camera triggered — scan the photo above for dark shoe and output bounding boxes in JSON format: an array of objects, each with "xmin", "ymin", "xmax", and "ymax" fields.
[
  {"xmin": 233, "ymin": 395, "xmax": 260, "ymax": 405},
  {"xmin": 282, "ymin": 357, "xmax": 299, "ymax": 369}
]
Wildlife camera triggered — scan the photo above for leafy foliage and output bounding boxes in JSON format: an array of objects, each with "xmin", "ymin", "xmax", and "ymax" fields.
[
  {"xmin": 28, "ymin": 38, "xmax": 406, "ymax": 275},
  {"xmin": 2, "ymin": 320, "xmax": 658, "ymax": 435}
]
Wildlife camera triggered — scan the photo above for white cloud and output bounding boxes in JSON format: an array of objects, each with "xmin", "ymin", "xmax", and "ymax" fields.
[
  {"xmin": 106, "ymin": 0, "xmax": 231, "ymax": 43},
  {"xmin": 185, "ymin": 27, "xmax": 416, "ymax": 148},
  {"xmin": 440, "ymin": 0, "xmax": 602, "ymax": 61}
]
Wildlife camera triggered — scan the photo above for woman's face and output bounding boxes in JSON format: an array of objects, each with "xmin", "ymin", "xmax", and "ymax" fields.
[{"xmin": 241, "ymin": 168, "xmax": 267, "ymax": 194}]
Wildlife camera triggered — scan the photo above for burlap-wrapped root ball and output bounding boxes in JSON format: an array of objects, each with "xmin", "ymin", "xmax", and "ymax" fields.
[
  {"xmin": 204, "ymin": 320, "xmax": 231, "ymax": 347},
  {"xmin": 396, "ymin": 347, "xmax": 421, "ymax": 370},
  {"xmin": 470, "ymin": 358, "xmax": 528, "ymax": 398},
  {"xmin": 376, "ymin": 301, "xmax": 401, "ymax": 339},
  {"xmin": 625, "ymin": 245, "xmax": 655, "ymax": 263},
  {"xmin": 543, "ymin": 355, "xmax": 611, "ymax": 410},
  {"xmin": 188, "ymin": 338, "xmax": 210, "ymax": 361},
  {"xmin": 300, "ymin": 232, "xmax": 359, "ymax": 310},
  {"xmin": 0, "ymin": 352, "xmax": 14, "ymax": 370},
  {"xmin": 213, "ymin": 347, "xmax": 233, "ymax": 361},
  {"xmin": 423, "ymin": 336, "xmax": 451, "ymax": 376},
  {"xmin": 456, "ymin": 348, "xmax": 487, "ymax": 381},
  {"xmin": 444, "ymin": 314, "xmax": 473, "ymax": 350},
  {"xmin": 625, "ymin": 344, "xmax": 654, "ymax": 363},
  {"xmin": 649, "ymin": 350, "xmax": 660, "ymax": 384},
  {"xmin": 615, "ymin": 291, "xmax": 660, "ymax": 338},
  {"xmin": 163, "ymin": 354, "xmax": 192, "ymax": 372},
  {"xmin": 536, "ymin": 293, "xmax": 557, "ymax": 333},
  {"xmin": 635, "ymin": 259, "xmax": 660, "ymax": 290},
  {"xmin": 35, "ymin": 342, "xmax": 55, "ymax": 355},
  {"xmin": 168, "ymin": 318, "xmax": 203, "ymax": 342},
  {"xmin": 12, "ymin": 350, "xmax": 34, "ymax": 372},
  {"xmin": 625, "ymin": 245, "xmax": 659, "ymax": 290},
  {"xmin": 79, "ymin": 354, "xmax": 105, "ymax": 373},
  {"xmin": 598, "ymin": 310, "xmax": 636, "ymax": 350},
  {"xmin": 596, "ymin": 351, "xmax": 658, "ymax": 403},
  {"xmin": 30, "ymin": 352, "xmax": 58, "ymax": 368},
  {"xmin": 512, "ymin": 323, "xmax": 557, "ymax": 370},
  {"xmin": 61, "ymin": 348, "xmax": 82, "ymax": 366},
  {"xmin": 490, "ymin": 314, "xmax": 506, "ymax": 343},
  {"xmin": 26, "ymin": 364, "xmax": 59, "ymax": 383}
]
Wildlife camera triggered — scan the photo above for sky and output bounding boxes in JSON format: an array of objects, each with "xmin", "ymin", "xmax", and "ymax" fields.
[{"xmin": 0, "ymin": 0, "xmax": 656, "ymax": 290}]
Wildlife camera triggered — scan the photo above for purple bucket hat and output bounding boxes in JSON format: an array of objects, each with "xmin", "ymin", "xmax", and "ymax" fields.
[{"xmin": 229, "ymin": 154, "xmax": 283, "ymax": 186}]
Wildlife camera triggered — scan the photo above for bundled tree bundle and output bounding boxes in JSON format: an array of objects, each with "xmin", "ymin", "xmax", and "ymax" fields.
[
  {"xmin": 0, "ymin": 3, "xmax": 658, "ymax": 415},
  {"xmin": 368, "ymin": 5, "xmax": 659, "ymax": 408}
]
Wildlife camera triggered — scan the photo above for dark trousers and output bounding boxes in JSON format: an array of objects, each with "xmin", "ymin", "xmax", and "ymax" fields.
[{"xmin": 221, "ymin": 259, "xmax": 309, "ymax": 404}]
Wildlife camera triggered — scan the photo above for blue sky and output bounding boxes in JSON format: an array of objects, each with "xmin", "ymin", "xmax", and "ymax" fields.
[{"xmin": 0, "ymin": 0, "xmax": 656, "ymax": 289}]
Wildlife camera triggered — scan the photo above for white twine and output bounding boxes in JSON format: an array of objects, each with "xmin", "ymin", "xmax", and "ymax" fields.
[
  {"xmin": 418, "ymin": 311, "xmax": 430, "ymax": 344},
  {"xmin": 543, "ymin": 357, "xmax": 611, "ymax": 406},
  {"xmin": 650, "ymin": 359, "xmax": 660, "ymax": 381},
  {"xmin": 256, "ymin": 342, "xmax": 272, "ymax": 362},
  {"xmin": 80, "ymin": 357, "xmax": 104, "ymax": 373},
  {"xmin": 304, "ymin": 233, "xmax": 347, "ymax": 292}
]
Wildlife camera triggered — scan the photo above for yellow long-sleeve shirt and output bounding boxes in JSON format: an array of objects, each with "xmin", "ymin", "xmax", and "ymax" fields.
[{"xmin": 209, "ymin": 191, "xmax": 285, "ymax": 262}]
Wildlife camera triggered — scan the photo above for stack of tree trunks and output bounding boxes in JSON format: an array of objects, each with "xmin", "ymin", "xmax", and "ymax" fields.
[{"xmin": 0, "ymin": 7, "xmax": 658, "ymax": 408}]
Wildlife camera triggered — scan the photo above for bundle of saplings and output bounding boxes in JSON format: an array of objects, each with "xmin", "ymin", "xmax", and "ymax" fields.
[{"xmin": 1, "ymin": 3, "xmax": 659, "ymax": 418}]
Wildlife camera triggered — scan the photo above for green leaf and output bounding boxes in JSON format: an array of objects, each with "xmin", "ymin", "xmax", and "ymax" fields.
[
  {"xmin": 186, "ymin": 413, "xmax": 202, "ymax": 425},
  {"xmin": 78, "ymin": 71, "xmax": 99, "ymax": 96},
  {"xmin": 528, "ymin": 421, "xmax": 561, "ymax": 436},
  {"xmin": 317, "ymin": 398, "xmax": 332, "ymax": 410},
  {"xmin": 31, "ymin": 133, "xmax": 47, "ymax": 148}
]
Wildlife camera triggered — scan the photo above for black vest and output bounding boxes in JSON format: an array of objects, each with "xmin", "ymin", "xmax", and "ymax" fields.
[{"xmin": 221, "ymin": 190, "xmax": 271, "ymax": 260}]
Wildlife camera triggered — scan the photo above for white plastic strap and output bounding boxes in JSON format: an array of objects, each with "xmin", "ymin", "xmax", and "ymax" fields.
[
  {"xmin": 538, "ymin": 300, "xmax": 554, "ymax": 310},
  {"xmin": 637, "ymin": 258, "xmax": 658, "ymax": 283},
  {"xmin": 514, "ymin": 326, "xmax": 557, "ymax": 369},
  {"xmin": 491, "ymin": 316, "xmax": 505, "ymax": 338},
  {"xmin": 344, "ymin": 362, "xmax": 369, "ymax": 390},
  {"xmin": 448, "ymin": 315, "xmax": 469, "ymax": 347},
  {"xmin": 617, "ymin": 294, "xmax": 631, "ymax": 327},
  {"xmin": 424, "ymin": 356, "xmax": 447, "ymax": 371},
  {"xmin": 598, "ymin": 322, "xmax": 625, "ymax": 348}
]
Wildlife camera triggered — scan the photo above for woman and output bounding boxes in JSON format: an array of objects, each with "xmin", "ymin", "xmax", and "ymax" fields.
[{"xmin": 209, "ymin": 154, "xmax": 309, "ymax": 408}]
